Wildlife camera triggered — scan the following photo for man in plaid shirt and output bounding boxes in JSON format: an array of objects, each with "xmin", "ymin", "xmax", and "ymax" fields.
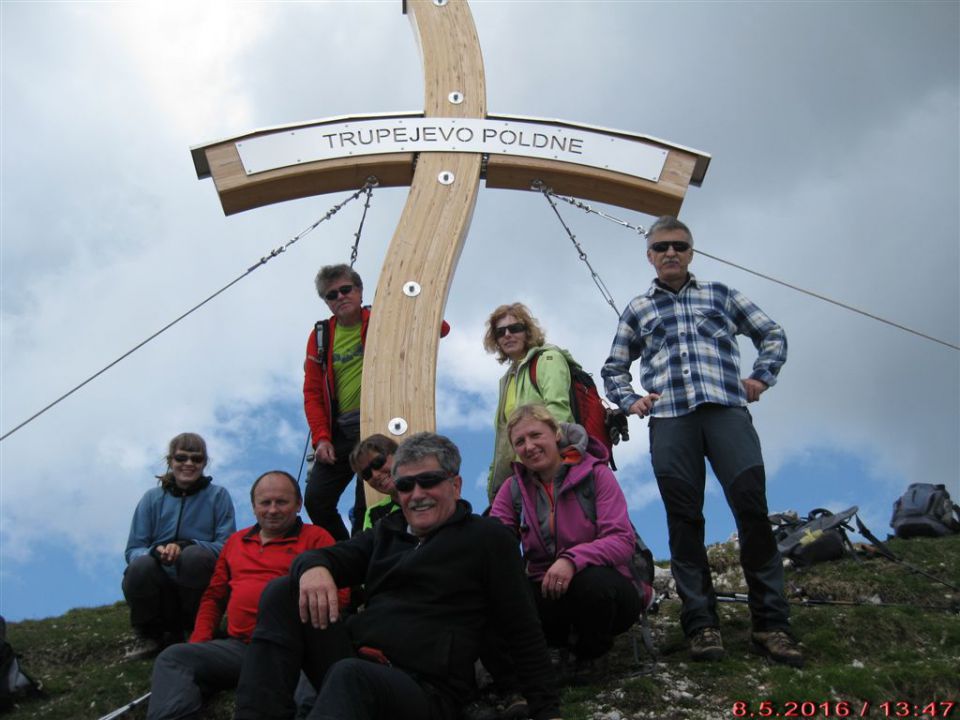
[{"xmin": 601, "ymin": 216, "xmax": 802, "ymax": 668}]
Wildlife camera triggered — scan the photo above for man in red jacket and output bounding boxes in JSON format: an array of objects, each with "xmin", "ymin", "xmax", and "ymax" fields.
[
  {"xmin": 303, "ymin": 263, "xmax": 450, "ymax": 541},
  {"xmin": 303, "ymin": 263, "xmax": 370, "ymax": 540},
  {"xmin": 145, "ymin": 471, "xmax": 343, "ymax": 720}
]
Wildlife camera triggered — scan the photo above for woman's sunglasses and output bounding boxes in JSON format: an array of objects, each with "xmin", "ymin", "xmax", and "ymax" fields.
[
  {"xmin": 172, "ymin": 453, "xmax": 205, "ymax": 464},
  {"xmin": 323, "ymin": 284, "xmax": 355, "ymax": 302},
  {"xmin": 393, "ymin": 470, "xmax": 452, "ymax": 494},
  {"xmin": 494, "ymin": 322, "xmax": 526, "ymax": 339},
  {"xmin": 360, "ymin": 455, "xmax": 387, "ymax": 481}
]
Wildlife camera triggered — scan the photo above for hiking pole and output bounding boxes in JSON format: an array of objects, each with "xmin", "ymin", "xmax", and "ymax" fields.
[
  {"xmin": 715, "ymin": 591, "xmax": 958, "ymax": 613},
  {"xmin": 97, "ymin": 691, "xmax": 150, "ymax": 720},
  {"xmin": 854, "ymin": 517, "xmax": 960, "ymax": 592},
  {"xmin": 796, "ymin": 597, "xmax": 960, "ymax": 613}
]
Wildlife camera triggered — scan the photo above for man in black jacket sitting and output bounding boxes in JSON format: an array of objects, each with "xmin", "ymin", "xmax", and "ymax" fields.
[{"xmin": 233, "ymin": 432, "xmax": 561, "ymax": 720}]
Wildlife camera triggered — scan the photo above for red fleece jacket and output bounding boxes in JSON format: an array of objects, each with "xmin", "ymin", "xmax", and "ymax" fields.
[{"xmin": 190, "ymin": 519, "xmax": 345, "ymax": 643}]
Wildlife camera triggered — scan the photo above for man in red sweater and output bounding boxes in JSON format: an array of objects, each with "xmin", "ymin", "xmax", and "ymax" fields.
[{"xmin": 145, "ymin": 471, "xmax": 343, "ymax": 720}]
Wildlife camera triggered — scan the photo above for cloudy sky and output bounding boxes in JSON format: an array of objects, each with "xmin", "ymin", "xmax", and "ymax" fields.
[{"xmin": 1, "ymin": 1, "xmax": 957, "ymax": 622}]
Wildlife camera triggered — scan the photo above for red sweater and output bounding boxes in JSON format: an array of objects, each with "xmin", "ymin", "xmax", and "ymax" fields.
[{"xmin": 190, "ymin": 519, "xmax": 344, "ymax": 643}]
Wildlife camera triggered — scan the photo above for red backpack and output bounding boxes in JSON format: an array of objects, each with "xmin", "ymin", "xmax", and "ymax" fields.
[{"xmin": 528, "ymin": 350, "xmax": 626, "ymax": 469}]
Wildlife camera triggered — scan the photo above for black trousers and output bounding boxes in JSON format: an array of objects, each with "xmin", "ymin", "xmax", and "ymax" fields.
[
  {"xmin": 122, "ymin": 546, "xmax": 216, "ymax": 639},
  {"xmin": 532, "ymin": 565, "xmax": 641, "ymax": 659},
  {"xmin": 233, "ymin": 577, "xmax": 440, "ymax": 720},
  {"xmin": 480, "ymin": 564, "xmax": 640, "ymax": 691},
  {"xmin": 304, "ymin": 424, "xmax": 365, "ymax": 542},
  {"xmin": 650, "ymin": 404, "xmax": 790, "ymax": 635}
]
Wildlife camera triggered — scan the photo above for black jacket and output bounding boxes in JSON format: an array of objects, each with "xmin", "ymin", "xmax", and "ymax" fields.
[{"xmin": 291, "ymin": 500, "xmax": 559, "ymax": 720}]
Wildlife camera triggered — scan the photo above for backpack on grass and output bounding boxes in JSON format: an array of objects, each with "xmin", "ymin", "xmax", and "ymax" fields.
[
  {"xmin": 769, "ymin": 507, "xmax": 859, "ymax": 567},
  {"xmin": 890, "ymin": 483, "xmax": 960, "ymax": 539},
  {"xmin": 0, "ymin": 616, "xmax": 42, "ymax": 710}
]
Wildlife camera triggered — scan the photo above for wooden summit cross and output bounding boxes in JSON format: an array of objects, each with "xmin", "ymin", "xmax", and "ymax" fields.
[{"xmin": 191, "ymin": 0, "xmax": 709, "ymax": 475}]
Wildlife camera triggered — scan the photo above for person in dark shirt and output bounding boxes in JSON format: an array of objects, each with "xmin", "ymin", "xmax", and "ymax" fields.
[{"xmin": 234, "ymin": 432, "xmax": 562, "ymax": 720}]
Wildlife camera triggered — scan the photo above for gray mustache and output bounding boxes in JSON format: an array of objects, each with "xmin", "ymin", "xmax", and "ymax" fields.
[{"xmin": 406, "ymin": 499, "xmax": 436, "ymax": 511}]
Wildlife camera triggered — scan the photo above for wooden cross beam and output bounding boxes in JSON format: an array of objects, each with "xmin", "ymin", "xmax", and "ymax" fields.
[{"xmin": 190, "ymin": 0, "xmax": 710, "ymax": 455}]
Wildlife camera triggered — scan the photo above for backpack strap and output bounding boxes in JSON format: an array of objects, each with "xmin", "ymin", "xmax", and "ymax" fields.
[
  {"xmin": 509, "ymin": 476, "xmax": 525, "ymax": 530},
  {"xmin": 572, "ymin": 470, "xmax": 597, "ymax": 525},
  {"xmin": 527, "ymin": 349, "xmax": 542, "ymax": 393},
  {"xmin": 314, "ymin": 319, "xmax": 331, "ymax": 371}
]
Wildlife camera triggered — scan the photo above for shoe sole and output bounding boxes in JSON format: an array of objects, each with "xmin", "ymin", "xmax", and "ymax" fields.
[
  {"xmin": 690, "ymin": 647, "xmax": 725, "ymax": 662},
  {"xmin": 124, "ymin": 649, "xmax": 161, "ymax": 661},
  {"xmin": 500, "ymin": 701, "xmax": 529, "ymax": 720},
  {"xmin": 751, "ymin": 641, "xmax": 804, "ymax": 668}
]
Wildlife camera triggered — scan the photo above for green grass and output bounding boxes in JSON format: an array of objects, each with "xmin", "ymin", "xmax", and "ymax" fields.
[{"xmin": 5, "ymin": 535, "xmax": 959, "ymax": 719}]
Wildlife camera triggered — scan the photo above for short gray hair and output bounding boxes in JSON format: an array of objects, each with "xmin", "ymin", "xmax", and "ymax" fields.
[
  {"xmin": 392, "ymin": 432, "xmax": 461, "ymax": 477},
  {"xmin": 315, "ymin": 264, "xmax": 363, "ymax": 297},
  {"xmin": 646, "ymin": 216, "xmax": 693, "ymax": 246}
]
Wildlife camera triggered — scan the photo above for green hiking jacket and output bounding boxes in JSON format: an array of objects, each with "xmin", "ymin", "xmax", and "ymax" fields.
[{"xmin": 487, "ymin": 343, "xmax": 575, "ymax": 502}]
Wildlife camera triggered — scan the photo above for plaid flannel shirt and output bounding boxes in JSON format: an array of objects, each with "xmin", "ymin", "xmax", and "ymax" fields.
[{"xmin": 602, "ymin": 275, "xmax": 787, "ymax": 418}]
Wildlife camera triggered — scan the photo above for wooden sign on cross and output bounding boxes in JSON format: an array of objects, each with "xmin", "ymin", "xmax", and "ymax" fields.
[{"xmin": 190, "ymin": 0, "xmax": 710, "ymax": 488}]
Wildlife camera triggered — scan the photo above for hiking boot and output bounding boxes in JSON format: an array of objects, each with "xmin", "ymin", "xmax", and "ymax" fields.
[
  {"xmin": 546, "ymin": 646, "xmax": 568, "ymax": 674},
  {"xmin": 689, "ymin": 627, "xmax": 725, "ymax": 662},
  {"xmin": 462, "ymin": 698, "xmax": 498, "ymax": 720},
  {"xmin": 124, "ymin": 635, "xmax": 163, "ymax": 660},
  {"xmin": 498, "ymin": 692, "xmax": 529, "ymax": 720},
  {"xmin": 751, "ymin": 630, "xmax": 804, "ymax": 668},
  {"xmin": 567, "ymin": 654, "xmax": 608, "ymax": 686}
]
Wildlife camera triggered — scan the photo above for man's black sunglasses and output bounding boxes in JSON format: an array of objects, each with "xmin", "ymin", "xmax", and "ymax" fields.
[
  {"xmin": 393, "ymin": 470, "xmax": 453, "ymax": 493},
  {"xmin": 649, "ymin": 241, "xmax": 691, "ymax": 253},
  {"xmin": 494, "ymin": 322, "xmax": 526, "ymax": 339},
  {"xmin": 360, "ymin": 455, "xmax": 387, "ymax": 481},
  {"xmin": 323, "ymin": 284, "xmax": 355, "ymax": 301}
]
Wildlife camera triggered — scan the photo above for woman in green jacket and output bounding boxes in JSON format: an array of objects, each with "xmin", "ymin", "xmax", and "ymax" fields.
[{"xmin": 483, "ymin": 303, "xmax": 577, "ymax": 503}]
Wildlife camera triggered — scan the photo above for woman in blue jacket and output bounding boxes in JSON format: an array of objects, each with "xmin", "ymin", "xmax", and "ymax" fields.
[{"xmin": 122, "ymin": 432, "xmax": 235, "ymax": 658}]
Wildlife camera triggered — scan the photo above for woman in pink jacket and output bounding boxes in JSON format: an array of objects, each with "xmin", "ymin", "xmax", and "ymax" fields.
[{"xmin": 490, "ymin": 404, "xmax": 651, "ymax": 669}]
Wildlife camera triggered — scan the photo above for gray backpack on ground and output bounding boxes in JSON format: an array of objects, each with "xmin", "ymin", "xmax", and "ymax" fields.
[
  {"xmin": 890, "ymin": 483, "xmax": 960, "ymax": 539},
  {"xmin": 0, "ymin": 616, "xmax": 42, "ymax": 710}
]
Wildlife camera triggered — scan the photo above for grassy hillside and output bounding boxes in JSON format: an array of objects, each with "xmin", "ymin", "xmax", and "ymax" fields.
[{"xmin": 5, "ymin": 535, "xmax": 959, "ymax": 719}]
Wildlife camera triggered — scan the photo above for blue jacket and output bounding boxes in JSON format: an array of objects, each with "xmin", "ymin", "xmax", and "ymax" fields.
[{"xmin": 124, "ymin": 476, "xmax": 236, "ymax": 565}]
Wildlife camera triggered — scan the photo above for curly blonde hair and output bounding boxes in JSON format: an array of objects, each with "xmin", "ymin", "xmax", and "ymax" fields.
[{"xmin": 482, "ymin": 303, "xmax": 546, "ymax": 364}]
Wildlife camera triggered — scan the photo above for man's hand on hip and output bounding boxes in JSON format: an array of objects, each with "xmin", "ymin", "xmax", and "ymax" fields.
[
  {"xmin": 629, "ymin": 393, "xmax": 660, "ymax": 418},
  {"xmin": 742, "ymin": 378, "xmax": 768, "ymax": 403}
]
